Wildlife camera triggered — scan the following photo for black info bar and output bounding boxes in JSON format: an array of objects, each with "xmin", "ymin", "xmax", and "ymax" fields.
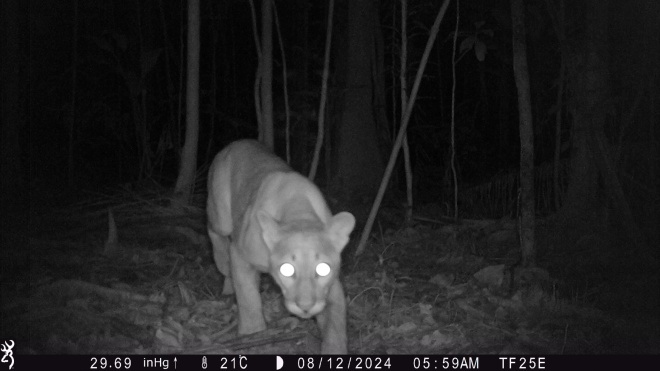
[{"xmin": 12, "ymin": 354, "xmax": 659, "ymax": 371}]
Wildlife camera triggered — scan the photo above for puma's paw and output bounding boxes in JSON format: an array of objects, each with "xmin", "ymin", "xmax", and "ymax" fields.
[
  {"xmin": 321, "ymin": 340, "xmax": 347, "ymax": 354},
  {"xmin": 237, "ymin": 316, "xmax": 267, "ymax": 335},
  {"xmin": 221, "ymin": 278, "xmax": 234, "ymax": 295}
]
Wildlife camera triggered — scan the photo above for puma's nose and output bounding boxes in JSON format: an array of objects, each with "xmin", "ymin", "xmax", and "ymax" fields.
[{"xmin": 297, "ymin": 298, "xmax": 314, "ymax": 312}]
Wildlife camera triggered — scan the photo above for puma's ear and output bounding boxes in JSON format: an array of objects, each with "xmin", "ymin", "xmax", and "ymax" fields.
[
  {"xmin": 328, "ymin": 212, "xmax": 356, "ymax": 252},
  {"xmin": 257, "ymin": 210, "xmax": 281, "ymax": 250}
]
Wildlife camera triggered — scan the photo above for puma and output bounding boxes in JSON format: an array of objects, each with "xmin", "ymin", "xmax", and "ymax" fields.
[{"xmin": 207, "ymin": 139, "xmax": 355, "ymax": 354}]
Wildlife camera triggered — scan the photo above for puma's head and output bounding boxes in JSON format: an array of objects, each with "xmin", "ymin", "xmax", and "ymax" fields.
[{"xmin": 258, "ymin": 211, "xmax": 355, "ymax": 318}]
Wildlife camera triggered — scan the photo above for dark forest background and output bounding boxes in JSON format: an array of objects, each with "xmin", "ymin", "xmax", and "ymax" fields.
[{"xmin": 2, "ymin": 0, "xmax": 656, "ymax": 219}]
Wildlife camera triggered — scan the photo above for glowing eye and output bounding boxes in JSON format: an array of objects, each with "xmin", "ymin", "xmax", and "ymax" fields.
[
  {"xmin": 280, "ymin": 263, "xmax": 295, "ymax": 277},
  {"xmin": 316, "ymin": 263, "xmax": 331, "ymax": 277}
]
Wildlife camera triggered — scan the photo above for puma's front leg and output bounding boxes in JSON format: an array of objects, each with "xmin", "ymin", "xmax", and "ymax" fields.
[
  {"xmin": 230, "ymin": 244, "xmax": 266, "ymax": 334},
  {"xmin": 316, "ymin": 280, "xmax": 347, "ymax": 354},
  {"xmin": 208, "ymin": 229, "xmax": 234, "ymax": 295}
]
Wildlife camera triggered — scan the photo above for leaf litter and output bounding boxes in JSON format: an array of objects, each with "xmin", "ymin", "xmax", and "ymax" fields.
[{"xmin": 6, "ymin": 186, "xmax": 658, "ymax": 355}]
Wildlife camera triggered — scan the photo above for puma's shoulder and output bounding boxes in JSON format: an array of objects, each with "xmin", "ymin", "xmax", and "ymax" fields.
[{"xmin": 207, "ymin": 140, "xmax": 291, "ymax": 231}]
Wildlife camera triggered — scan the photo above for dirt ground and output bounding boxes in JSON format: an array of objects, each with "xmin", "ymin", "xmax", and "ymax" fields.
[{"xmin": 2, "ymin": 190, "xmax": 658, "ymax": 355}]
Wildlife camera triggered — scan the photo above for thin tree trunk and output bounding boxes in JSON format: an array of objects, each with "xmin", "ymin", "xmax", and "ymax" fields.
[
  {"xmin": 176, "ymin": 0, "xmax": 185, "ymax": 157},
  {"xmin": 229, "ymin": 0, "xmax": 237, "ymax": 116},
  {"xmin": 450, "ymin": 0, "xmax": 460, "ymax": 219},
  {"xmin": 309, "ymin": 0, "xmax": 334, "ymax": 181},
  {"xmin": 511, "ymin": 0, "xmax": 536, "ymax": 267},
  {"xmin": 372, "ymin": 0, "xmax": 390, "ymax": 149},
  {"xmin": 260, "ymin": 0, "xmax": 274, "ymax": 149},
  {"xmin": 273, "ymin": 2, "xmax": 291, "ymax": 163},
  {"xmin": 400, "ymin": 0, "xmax": 413, "ymax": 223},
  {"xmin": 140, "ymin": 74, "xmax": 150, "ymax": 177},
  {"xmin": 158, "ymin": 0, "xmax": 178, "ymax": 157},
  {"xmin": 546, "ymin": 0, "xmax": 566, "ymax": 211},
  {"xmin": 248, "ymin": 0, "xmax": 263, "ymax": 137},
  {"xmin": 553, "ymin": 60, "xmax": 564, "ymax": 211},
  {"xmin": 135, "ymin": 0, "xmax": 151, "ymax": 178},
  {"xmin": 207, "ymin": 17, "xmax": 218, "ymax": 161},
  {"xmin": 301, "ymin": 0, "xmax": 311, "ymax": 170},
  {"xmin": 301, "ymin": 0, "xmax": 310, "ymax": 94},
  {"xmin": 649, "ymin": 78, "xmax": 658, "ymax": 247},
  {"xmin": 391, "ymin": 1, "xmax": 397, "ymax": 143},
  {"xmin": 174, "ymin": 0, "xmax": 200, "ymax": 203}
]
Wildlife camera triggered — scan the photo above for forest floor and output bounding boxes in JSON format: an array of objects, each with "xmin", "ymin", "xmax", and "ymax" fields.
[{"xmin": 3, "ymin": 186, "xmax": 658, "ymax": 356}]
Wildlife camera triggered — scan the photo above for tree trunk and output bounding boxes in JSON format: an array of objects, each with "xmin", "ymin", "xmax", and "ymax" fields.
[
  {"xmin": 400, "ymin": 0, "xmax": 413, "ymax": 223},
  {"xmin": 334, "ymin": 0, "xmax": 384, "ymax": 199},
  {"xmin": 562, "ymin": 0, "xmax": 609, "ymax": 220},
  {"xmin": 260, "ymin": 0, "xmax": 274, "ymax": 150},
  {"xmin": 174, "ymin": 0, "xmax": 200, "ymax": 203},
  {"xmin": 545, "ymin": 0, "xmax": 567, "ymax": 212},
  {"xmin": 308, "ymin": 0, "xmax": 334, "ymax": 181},
  {"xmin": 511, "ymin": 0, "xmax": 536, "ymax": 267},
  {"xmin": 497, "ymin": 70, "xmax": 511, "ymax": 166}
]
